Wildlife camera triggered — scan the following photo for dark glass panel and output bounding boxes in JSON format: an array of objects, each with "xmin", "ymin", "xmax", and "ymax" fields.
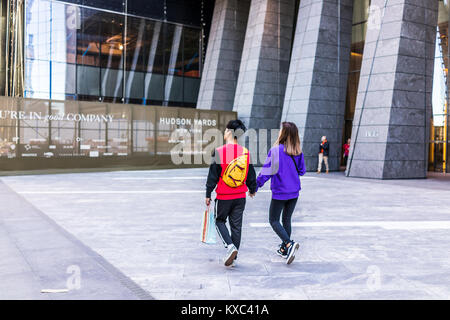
[
  {"xmin": 166, "ymin": 0, "xmax": 201, "ymax": 26},
  {"xmin": 127, "ymin": 0, "xmax": 164, "ymax": 20},
  {"xmin": 98, "ymin": 12, "xmax": 124, "ymax": 69},
  {"xmin": 83, "ymin": 0, "xmax": 124, "ymax": 12},
  {"xmin": 76, "ymin": 7, "xmax": 101, "ymax": 66},
  {"xmin": 0, "ymin": 0, "xmax": 6, "ymax": 95},
  {"xmin": 54, "ymin": 0, "xmax": 124, "ymax": 13},
  {"xmin": 125, "ymin": 16, "xmax": 149, "ymax": 73},
  {"xmin": 182, "ymin": 27, "xmax": 200, "ymax": 78},
  {"xmin": 24, "ymin": 0, "xmax": 210, "ymax": 107}
]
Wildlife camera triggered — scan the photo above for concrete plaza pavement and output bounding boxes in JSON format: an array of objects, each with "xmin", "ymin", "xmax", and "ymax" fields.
[
  {"xmin": 1, "ymin": 168, "xmax": 450, "ymax": 299},
  {"xmin": 0, "ymin": 180, "xmax": 152, "ymax": 300}
]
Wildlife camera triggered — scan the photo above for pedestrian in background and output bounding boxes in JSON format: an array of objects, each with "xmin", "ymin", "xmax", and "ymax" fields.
[
  {"xmin": 343, "ymin": 138, "xmax": 350, "ymax": 167},
  {"xmin": 317, "ymin": 136, "xmax": 329, "ymax": 174},
  {"xmin": 256, "ymin": 122, "xmax": 306, "ymax": 265}
]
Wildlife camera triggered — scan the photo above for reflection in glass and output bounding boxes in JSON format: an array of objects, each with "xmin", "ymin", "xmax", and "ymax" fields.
[
  {"xmin": 133, "ymin": 107, "xmax": 156, "ymax": 154},
  {"xmin": 76, "ymin": 7, "xmax": 101, "ymax": 67},
  {"xmin": 0, "ymin": 0, "xmax": 6, "ymax": 94},
  {"xmin": 125, "ymin": 17, "xmax": 162, "ymax": 103},
  {"xmin": 24, "ymin": 0, "xmax": 204, "ymax": 107},
  {"xmin": 183, "ymin": 28, "xmax": 201, "ymax": 78},
  {"xmin": 430, "ymin": 1, "xmax": 449, "ymax": 173},
  {"xmin": 164, "ymin": 24, "xmax": 184, "ymax": 105},
  {"xmin": 0, "ymin": 97, "xmax": 234, "ymax": 164},
  {"xmin": 343, "ymin": 0, "xmax": 370, "ymax": 165},
  {"xmin": 0, "ymin": 98, "xmax": 19, "ymax": 158},
  {"xmin": 79, "ymin": 102, "xmax": 106, "ymax": 157},
  {"xmin": 108, "ymin": 105, "xmax": 130, "ymax": 155},
  {"xmin": 50, "ymin": 101, "xmax": 79, "ymax": 156},
  {"xmin": 20, "ymin": 100, "xmax": 50, "ymax": 157}
]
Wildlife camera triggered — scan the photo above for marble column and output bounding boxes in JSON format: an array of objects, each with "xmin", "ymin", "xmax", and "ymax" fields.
[
  {"xmin": 282, "ymin": 0, "xmax": 353, "ymax": 171},
  {"xmin": 233, "ymin": 0, "xmax": 295, "ymax": 130},
  {"xmin": 346, "ymin": 0, "xmax": 439, "ymax": 179},
  {"xmin": 196, "ymin": 0, "xmax": 251, "ymax": 111}
]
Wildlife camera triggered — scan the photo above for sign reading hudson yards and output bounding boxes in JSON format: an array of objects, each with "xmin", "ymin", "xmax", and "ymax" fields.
[
  {"xmin": 0, "ymin": 110, "xmax": 114, "ymax": 122},
  {"xmin": 159, "ymin": 117, "xmax": 217, "ymax": 127}
]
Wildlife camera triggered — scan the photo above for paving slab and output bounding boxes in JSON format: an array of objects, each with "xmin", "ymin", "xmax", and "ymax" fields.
[
  {"xmin": 1, "ymin": 169, "xmax": 450, "ymax": 299},
  {"xmin": 0, "ymin": 181, "xmax": 152, "ymax": 300}
]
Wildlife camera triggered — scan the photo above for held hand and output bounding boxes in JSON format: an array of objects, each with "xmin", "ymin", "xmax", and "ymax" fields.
[
  {"xmin": 205, "ymin": 198, "xmax": 211, "ymax": 207},
  {"xmin": 249, "ymin": 192, "xmax": 255, "ymax": 198}
]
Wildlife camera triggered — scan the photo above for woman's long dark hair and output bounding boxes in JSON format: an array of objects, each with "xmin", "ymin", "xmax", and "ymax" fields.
[{"xmin": 275, "ymin": 122, "xmax": 302, "ymax": 156}]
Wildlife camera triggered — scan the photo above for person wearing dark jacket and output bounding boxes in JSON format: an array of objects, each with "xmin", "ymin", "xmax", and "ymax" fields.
[
  {"xmin": 317, "ymin": 136, "xmax": 329, "ymax": 174},
  {"xmin": 205, "ymin": 119, "xmax": 257, "ymax": 267}
]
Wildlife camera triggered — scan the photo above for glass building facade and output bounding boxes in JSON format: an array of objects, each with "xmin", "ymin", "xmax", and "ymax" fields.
[
  {"xmin": 0, "ymin": 0, "xmax": 6, "ymax": 95},
  {"xmin": 0, "ymin": 0, "xmax": 449, "ymax": 173},
  {"xmin": 430, "ymin": 1, "xmax": 449, "ymax": 173},
  {"xmin": 344, "ymin": 0, "xmax": 369, "ymax": 156},
  {"xmin": 0, "ymin": 96, "xmax": 235, "ymax": 166},
  {"xmin": 23, "ymin": 0, "xmax": 214, "ymax": 107},
  {"xmin": 0, "ymin": 0, "xmax": 239, "ymax": 170}
]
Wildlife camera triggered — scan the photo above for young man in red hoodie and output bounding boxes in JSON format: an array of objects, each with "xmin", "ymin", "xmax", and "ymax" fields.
[{"xmin": 205, "ymin": 119, "xmax": 257, "ymax": 267}]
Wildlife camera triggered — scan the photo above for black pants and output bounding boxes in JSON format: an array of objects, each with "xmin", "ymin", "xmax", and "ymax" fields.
[
  {"xmin": 269, "ymin": 198, "xmax": 298, "ymax": 244},
  {"xmin": 215, "ymin": 198, "xmax": 246, "ymax": 249}
]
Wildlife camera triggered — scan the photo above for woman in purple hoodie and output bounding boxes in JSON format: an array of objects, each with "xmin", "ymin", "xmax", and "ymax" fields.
[{"xmin": 256, "ymin": 122, "xmax": 306, "ymax": 264}]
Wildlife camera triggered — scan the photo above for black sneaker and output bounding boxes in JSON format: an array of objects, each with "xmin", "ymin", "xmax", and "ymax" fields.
[
  {"xmin": 276, "ymin": 243, "xmax": 287, "ymax": 258},
  {"xmin": 285, "ymin": 241, "xmax": 300, "ymax": 265}
]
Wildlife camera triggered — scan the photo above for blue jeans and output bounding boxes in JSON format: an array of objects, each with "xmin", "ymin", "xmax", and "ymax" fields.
[{"xmin": 269, "ymin": 198, "xmax": 298, "ymax": 244}]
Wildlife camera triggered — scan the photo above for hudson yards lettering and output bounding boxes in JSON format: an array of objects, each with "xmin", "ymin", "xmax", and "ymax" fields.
[
  {"xmin": 0, "ymin": 110, "xmax": 114, "ymax": 122},
  {"xmin": 159, "ymin": 117, "xmax": 217, "ymax": 127}
]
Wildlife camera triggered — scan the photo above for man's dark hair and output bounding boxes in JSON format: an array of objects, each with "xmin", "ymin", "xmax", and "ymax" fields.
[{"xmin": 226, "ymin": 119, "xmax": 247, "ymax": 139}]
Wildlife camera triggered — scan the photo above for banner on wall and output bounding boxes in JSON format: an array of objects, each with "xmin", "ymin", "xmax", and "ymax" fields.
[{"xmin": 0, "ymin": 97, "xmax": 236, "ymax": 161}]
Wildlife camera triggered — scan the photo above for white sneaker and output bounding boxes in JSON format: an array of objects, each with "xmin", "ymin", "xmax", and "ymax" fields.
[
  {"xmin": 286, "ymin": 241, "xmax": 300, "ymax": 265},
  {"xmin": 223, "ymin": 244, "xmax": 238, "ymax": 267}
]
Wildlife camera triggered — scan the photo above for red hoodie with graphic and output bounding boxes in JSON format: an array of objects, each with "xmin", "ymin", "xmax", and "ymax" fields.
[{"xmin": 206, "ymin": 143, "xmax": 257, "ymax": 200}]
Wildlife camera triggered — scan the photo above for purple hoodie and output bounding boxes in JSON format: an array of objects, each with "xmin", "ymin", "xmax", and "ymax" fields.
[{"xmin": 256, "ymin": 144, "xmax": 306, "ymax": 200}]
